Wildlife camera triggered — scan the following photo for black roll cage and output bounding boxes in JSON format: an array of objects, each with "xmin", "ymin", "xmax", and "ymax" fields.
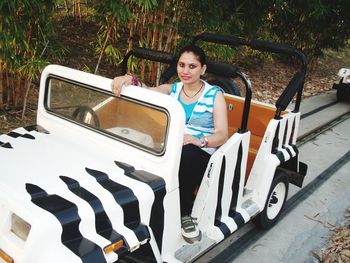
[
  {"xmin": 120, "ymin": 47, "xmax": 252, "ymax": 133},
  {"xmin": 120, "ymin": 32, "xmax": 307, "ymax": 133},
  {"xmin": 191, "ymin": 33, "xmax": 308, "ymax": 119}
]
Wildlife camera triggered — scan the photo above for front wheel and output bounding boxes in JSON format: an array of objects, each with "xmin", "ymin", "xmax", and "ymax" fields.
[{"xmin": 253, "ymin": 171, "xmax": 289, "ymax": 229}]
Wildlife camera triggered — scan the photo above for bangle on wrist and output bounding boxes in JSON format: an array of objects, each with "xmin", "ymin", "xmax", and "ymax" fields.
[
  {"xmin": 199, "ymin": 136, "xmax": 208, "ymax": 148},
  {"xmin": 203, "ymin": 136, "xmax": 209, "ymax": 147},
  {"xmin": 131, "ymin": 75, "xmax": 139, "ymax": 86},
  {"xmin": 127, "ymin": 73, "xmax": 139, "ymax": 86}
]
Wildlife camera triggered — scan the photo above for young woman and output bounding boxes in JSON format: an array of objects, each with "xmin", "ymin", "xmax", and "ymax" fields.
[{"xmin": 111, "ymin": 45, "xmax": 228, "ymax": 243}]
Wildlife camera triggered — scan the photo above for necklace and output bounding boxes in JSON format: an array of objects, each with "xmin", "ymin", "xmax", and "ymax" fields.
[{"xmin": 182, "ymin": 83, "xmax": 203, "ymax": 98}]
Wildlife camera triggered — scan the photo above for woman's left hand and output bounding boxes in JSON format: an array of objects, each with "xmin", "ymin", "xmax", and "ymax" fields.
[
  {"xmin": 111, "ymin": 75, "xmax": 133, "ymax": 96},
  {"xmin": 183, "ymin": 134, "xmax": 201, "ymax": 147}
]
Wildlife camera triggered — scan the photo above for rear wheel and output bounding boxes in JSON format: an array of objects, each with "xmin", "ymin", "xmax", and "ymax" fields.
[{"xmin": 253, "ymin": 171, "xmax": 289, "ymax": 229}]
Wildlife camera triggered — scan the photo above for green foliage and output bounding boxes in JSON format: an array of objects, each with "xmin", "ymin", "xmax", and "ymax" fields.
[
  {"xmin": 0, "ymin": 0, "xmax": 55, "ymax": 63},
  {"xmin": 1, "ymin": 0, "xmax": 349, "ymax": 110},
  {"xmin": 89, "ymin": 0, "xmax": 159, "ymax": 72},
  {"xmin": 0, "ymin": 0, "xmax": 58, "ymax": 110},
  {"xmin": 266, "ymin": 0, "xmax": 350, "ymax": 58},
  {"xmin": 174, "ymin": 0, "xmax": 349, "ymax": 61},
  {"xmin": 104, "ymin": 44, "xmax": 123, "ymax": 65}
]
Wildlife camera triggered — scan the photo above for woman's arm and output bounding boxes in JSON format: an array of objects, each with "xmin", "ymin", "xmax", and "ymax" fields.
[
  {"xmin": 203, "ymin": 91, "xmax": 228, "ymax": 147},
  {"xmin": 111, "ymin": 74, "xmax": 171, "ymax": 96}
]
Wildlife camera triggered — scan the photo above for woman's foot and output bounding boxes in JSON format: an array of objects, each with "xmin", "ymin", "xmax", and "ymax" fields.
[{"xmin": 181, "ymin": 215, "xmax": 201, "ymax": 243}]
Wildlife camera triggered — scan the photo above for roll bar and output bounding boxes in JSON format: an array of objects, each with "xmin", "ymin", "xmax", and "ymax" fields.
[
  {"xmin": 121, "ymin": 47, "xmax": 175, "ymax": 75},
  {"xmin": 191, "ymin": 32, "xmax": 308, "ymax": 117},
  {"xmin": 120, "ymin": 46, "xmax": 252, "ymax": 133}
]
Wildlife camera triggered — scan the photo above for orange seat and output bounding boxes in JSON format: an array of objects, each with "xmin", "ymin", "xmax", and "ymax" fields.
[{"xmin": 225, "ymin": 95, "xmax": 281, "ymax": 182}]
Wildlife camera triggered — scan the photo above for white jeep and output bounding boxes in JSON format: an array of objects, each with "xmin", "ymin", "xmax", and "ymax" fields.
[{"xmin": 0, "ymin": 33, "xmax": 307, "ymax": 263}]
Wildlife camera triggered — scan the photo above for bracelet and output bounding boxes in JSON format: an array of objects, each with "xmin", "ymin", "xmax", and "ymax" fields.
[
  {"xmin": 131, "ymin": 75, "xmax": 139, "ymax": 86},
  {"xmin": 203, "ymin": 136, "xmax": 209, "ymax": 147},
  {"xmin": 127, "ymin": 73, "xmax": 139, "ymax": 86},
  {"xmin": 199, "ymin": 136, "xmax": 209, "ymax": 148}
]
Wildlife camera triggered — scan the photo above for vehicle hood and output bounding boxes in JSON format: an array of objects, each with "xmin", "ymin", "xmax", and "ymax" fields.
[{"xmin": 0, "ymin": 126, "xmax": 126, "ymax": 200}]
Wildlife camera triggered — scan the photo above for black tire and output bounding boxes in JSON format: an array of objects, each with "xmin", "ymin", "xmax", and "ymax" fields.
[
  {"xmin": 72, "ymin": 106, "xmax": 100, "ymax": 128},
  {"xmin": 336, "ymin": 83, "xmax": 350, "ymax": 102},
  {"xmin": 253, "ymin": 171, "xmax": 289, "ymax": 229},
  {"xmin": 207, "ymin": 76, "xmax": 241, "ymax": 96}
]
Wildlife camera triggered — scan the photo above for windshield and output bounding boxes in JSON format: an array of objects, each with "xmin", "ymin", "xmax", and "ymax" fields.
[{"xmin": 45, "ymin": 77, "xmax": 169, "ymax": 154}]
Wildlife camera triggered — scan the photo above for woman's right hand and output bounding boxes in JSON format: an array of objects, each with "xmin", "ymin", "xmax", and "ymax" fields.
[{"xmin": 111, "ymin": 75, "xmax": 132, "ymax": 96}]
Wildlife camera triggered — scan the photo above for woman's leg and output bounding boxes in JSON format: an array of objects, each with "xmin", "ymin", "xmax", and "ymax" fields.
[{"xmin": 179, "ymin": 144, "xmax": 211, "ymax": 217}]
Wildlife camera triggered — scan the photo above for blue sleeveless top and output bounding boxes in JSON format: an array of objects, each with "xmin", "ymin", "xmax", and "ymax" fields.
[
  {"xmin": 178, "ymin": 97, "xmax": 196, "ymax": 123},
  {"xmin": 169, "ymin": 80, "xmax": 223, "ymax": 154}
]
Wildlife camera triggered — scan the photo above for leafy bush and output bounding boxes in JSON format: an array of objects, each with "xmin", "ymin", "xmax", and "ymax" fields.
[
  {"xmin": 265, "ymin": 1, "xmax": 350, "ymax": 59},
  {"xmin": 0, "ymin": 0, "xmax": 58, "ymax": 111}
]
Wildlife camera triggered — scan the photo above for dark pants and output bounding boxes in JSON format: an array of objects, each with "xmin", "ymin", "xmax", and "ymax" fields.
[{"xmin": 179, "ymin": 144, "xmax": 211, "ymax": 217}]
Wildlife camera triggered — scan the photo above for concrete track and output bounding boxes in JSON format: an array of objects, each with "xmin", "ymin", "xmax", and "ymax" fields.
[{"xmin": 196, "ymin": 90, "xmax": 350, "ymax": 263}]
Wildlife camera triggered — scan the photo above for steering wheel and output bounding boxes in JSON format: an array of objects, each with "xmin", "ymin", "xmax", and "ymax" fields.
[{"xmin": 72, "ymin": 106, "xmax": 100, "ymax": 128}]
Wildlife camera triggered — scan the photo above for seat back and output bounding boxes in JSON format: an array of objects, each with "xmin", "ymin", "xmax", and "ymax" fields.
[{"xmin": 225, "ymin": 95, "xmax": 283, "ymax": 180}]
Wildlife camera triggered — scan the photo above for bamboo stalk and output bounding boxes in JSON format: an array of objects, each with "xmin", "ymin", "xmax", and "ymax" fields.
[
  {"xmin": 155, "ymin": 0, "xmax": 167, "ymax": 85},
  {"xmin": 78, "ymin": 0, "xmax": 82, "ymax": 25},
  {"xmin": 138, "ymin": 14, "xmax": 146, "ymax": 41},
  {"xmin": 5, "ymin": 70, "xmax": 11, "ymax": 110},
  {"xmin": 164, "ymin": 2, "xmax": 181, "ymax": 53},
  {"xmin": 9, "ymin": 72, "xmax": 15, "ymax": 110},
  {"xmin": 14, "ymin": 74, "xmax": 22, "ymax": 109},
  {"xmin": 146, "ymin": 14, "xmax": 153, "ymax": 82},
  {"xmin": 94, "ymin": 17, "xmax": 114, "ymax": 74},
  {"xmin": 21, "ymin": 79, "xmax": 31, "ymax": 119},
  {"xmin": 0, "ymin": 59, "xmax": 3, "ymax": 108},
  {"xmin": 151, "ymin": 14, "xmax": 158, "ymax": 50},
  {"xmin": 138, "ymin": 13, "xmax": 145, "ymax": 80},
  {"xmin": 64, "ymin": 0, "xmax": 69, "ymax": 16},
  {"xmin": 146, "ymin": 14, "xmax": 152, "ymax": 48},
  {"xmin": 158, "ymin": 0, "xmax": 166, "ymax": 51},
  {"xmin": 128, "ymin": 17, "xmax": 135, "ymax": 51},
  {"xmin": 73, "ymin": 0, "xmax": 76, "ymax": 18},
  {"xmin": 150, "ymin": 14, "xmax": 158, "ymax": 83},
  {"xmin": 85, "ymin": 0, "xmax": 88, "ymax": 17}
]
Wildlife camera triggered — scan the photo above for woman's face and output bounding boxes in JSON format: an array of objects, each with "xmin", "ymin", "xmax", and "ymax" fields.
[{"xmin": 177, "ymin": 51, "xmax": 206, "ymax": 85}]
